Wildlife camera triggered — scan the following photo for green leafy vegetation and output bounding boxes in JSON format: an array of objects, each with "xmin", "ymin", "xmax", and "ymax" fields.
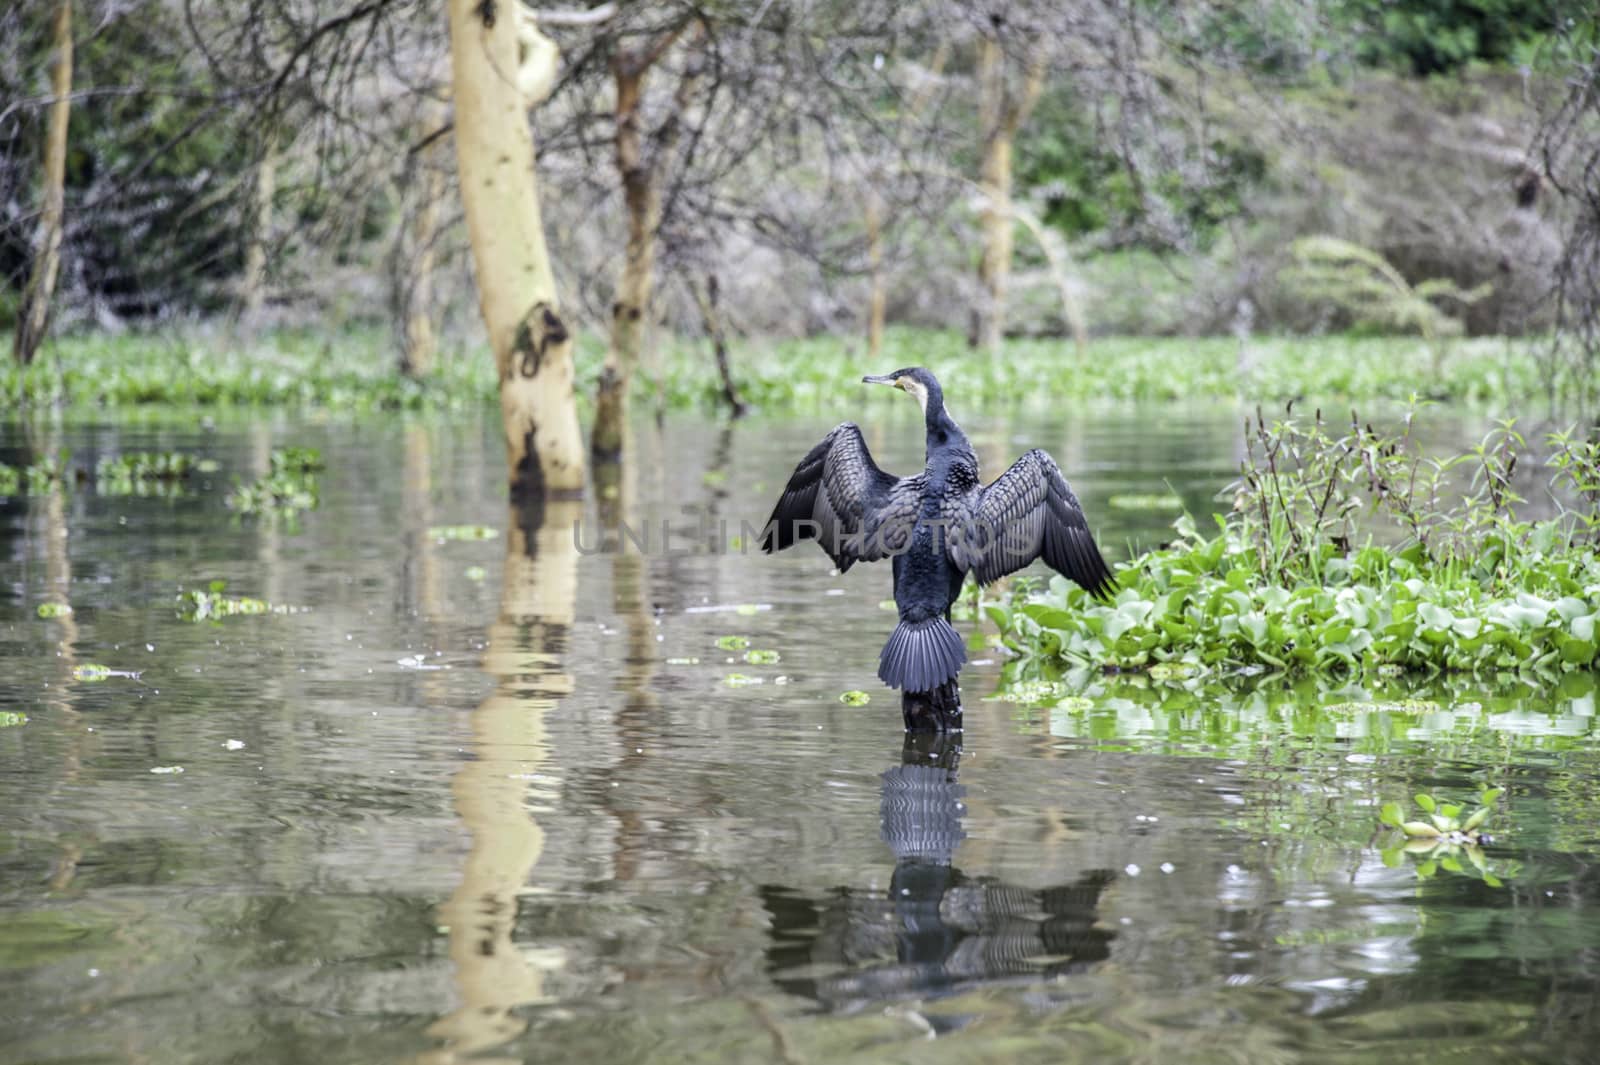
[
  {"xmin": 999, "ymin": 666, "xmax": 1596, "ymax": 753},
  {"xmin": 0, "ymin": 453, "xmax": 68, "ymax": 495},
  {"xmin": 1, "ymin": 328, "xmax": 1582, "ymax": 414},
  {"xmin": 1285, "ymin": 236, "xmax": 1492, "ymax": 371},
  {"xmin": 1, "ymin": 450, "xmax": 218, "ymax": 497},
  {"xmin": 838, "ymin": 690, "xmax": 872, "ymax": 706},
  {"xmin": 1108, "ymin": 493, "xmax": 1185, "ymax": 511},
  {"xmin": 226, "ymin": 449, "xmax": 322, "ymax": 519},
  {"xmin": 70, "ymin": 664, "xmax": 140, "ymax": 682},
  {"xmin": 269, "ymin": 447, "xmax": 325, "ymax": 474},
  {"xmin": 176, "ymin": 580, "xmax": 300, "ymax": 622},
  {"xmin": 1, "ymin": 330, "xmax": 494, "ymax": 411},
  {"xmin": 998, "ymin": 516, "xmax": 1598, "ymax": 680},
  {"xmin": 428, "ymin": 524, "xmax": 499, "ymax": 542},
  {"xmin": 1379, "ymin": 787, "xmax": 1511, "ymax": 885},
  {"xmin": 998, "ymin": 408, "xmax": 1600, "ymax": 681},
  {"xmin": 93, "ymin": 451, "xmax": 198, "ymax": 496}
]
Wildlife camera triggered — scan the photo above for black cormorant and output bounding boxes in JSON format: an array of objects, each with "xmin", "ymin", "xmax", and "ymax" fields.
[{"xmin": 761, "ymin": 367, "xmax": 1115, "ymax": 728}]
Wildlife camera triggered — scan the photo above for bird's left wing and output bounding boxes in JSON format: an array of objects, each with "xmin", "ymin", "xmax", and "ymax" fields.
[
  {"xmin": 760, "ymin": 423, "xmax": 919, "ymax": 573},
  {"xmin": 966, "ymin": 449, "xmax": 1116, "ymax": 598}
]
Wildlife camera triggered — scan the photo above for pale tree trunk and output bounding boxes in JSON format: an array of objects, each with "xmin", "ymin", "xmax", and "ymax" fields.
[
  {"xmin": 427, "ymin": 501, "xmax": 578, "ymax": 1059},
  {"xmin": 241, "ymin": 132, "xmax": 278, "ymax": 325},
  {"xmin": 865, "ymin": 189, "xmax": 886, "ymax": 360},
  {"xmin": 399, "ymin": 106, "xmax": 448, "ymax": 378},
  {"xmin": 973, "ymin": 36, "xmax": 1044, "ymax": 358},
  {"xmin": 13, "ymin": 0, "xmax": 72, "ymax": 366},
  {"xmin": 447, "ymin": 1, "xmax": 584, "ymax": 503},
  {"xmin": 592, "ymin": 26, "xmax": 697, "ymax": 463}
]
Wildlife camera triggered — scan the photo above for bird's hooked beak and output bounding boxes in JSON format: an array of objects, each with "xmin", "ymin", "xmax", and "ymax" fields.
[{"xmin": 862, "ymin": 373, "xmax": 901, "ymax": 388}]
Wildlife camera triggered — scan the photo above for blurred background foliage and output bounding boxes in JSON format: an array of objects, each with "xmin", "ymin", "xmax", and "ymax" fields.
[{"xmin": 2, "ymin": 0, "xmax": 1596, "ymax": 397}]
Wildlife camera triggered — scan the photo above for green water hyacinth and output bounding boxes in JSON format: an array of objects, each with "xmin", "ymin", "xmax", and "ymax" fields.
[
  {"xmin": 6, "ymin": 328, "xmax": 1578, "ymax": 414},
  {"xmin": 997, "ymin": 514, "xmax": 1600, "ymax": 680},
  {"xmin": 1379, "ymin": 788, "xmax": 1510, "ymax": 885},
  {"xmin": 177, "ymin": 581, "xmax": 301, "ymax": 621}
]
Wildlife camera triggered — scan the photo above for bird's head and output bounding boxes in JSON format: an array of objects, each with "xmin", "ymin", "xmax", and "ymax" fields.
[{"xmin": 862, "ymin": 367, "xmax": 941, "ymax": 416}]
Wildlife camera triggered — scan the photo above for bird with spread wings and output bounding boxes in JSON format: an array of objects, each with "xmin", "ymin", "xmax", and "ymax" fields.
[{"xmin": 762, "ymin": 367, "xmax": 1115, "ymax": 719}]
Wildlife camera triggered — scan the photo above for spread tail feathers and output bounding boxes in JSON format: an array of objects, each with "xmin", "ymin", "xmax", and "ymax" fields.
[{"xmin": 877, "ymin": 617, "xmax": 966, "ymax": 692}]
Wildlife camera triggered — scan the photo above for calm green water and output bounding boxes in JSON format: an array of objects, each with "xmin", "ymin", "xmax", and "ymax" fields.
[{"xmin": 2, "ymin": 405, "xmax": 1599, "ymax": 1064}]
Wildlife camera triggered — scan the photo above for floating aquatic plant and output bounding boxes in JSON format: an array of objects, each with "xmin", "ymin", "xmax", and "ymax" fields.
[
  {"xmin": 428, "ymin": 525, "xmax": 499, "ymax": 542},
  {"xmin": 744, "ymin": 649, "xmax": 781, "ymax": 665},
  {"xmin": 71, "ymin": 664, "xmax": 140, "ymax": 682},
  {"xmin": 35, "ymin": 603, "xmax": 72, "ymax": 619},
  {"xmin": 177, "ymin": 580, "xmax": 299, "ymax": 621},
  {"xmin": 1001, "ymin": 409, "xmax": 1600, "ymax": 681},
  {"xmin": 0, "ymin": 711, "xmax": 27, "ymax": 727},
  {"xmin": 1108, "ymin": 494, "xmax": 1184, "ymax": 510},
  {"xmin": 1379, "ymin": 787, "xmax": 1512, "ymax": 886},
  {"xmin": 94, "ymin": 451, "xmax": 197, "ymax": 495},
  {"xmin": 270, "ymin": 447, "xmax": 325, "ymax": 474},
  {"xmin": 1000, "ymin": 517, "xmax": 1600, "ymax": 681},
  {"xmin": 838, "ymin": 690, "xmax": 872, "ymax": 706},
  {"xmin": 715, "ymin": 635, "xmax": 750, "ymax": 651},
  {"xmin": 0, "ymin": 329, "xmax": 1565, "ymax": 414},
  {"xmin": 227, "ymin": 468, "xmax": 319, "ymax": 518},
  {"xmin": 723, "ymin": 673, "xmax": 762, "ymax": 687},
  {"xmin": 0, "ymin": 453, "xmax": 68, "ymax": 495}
]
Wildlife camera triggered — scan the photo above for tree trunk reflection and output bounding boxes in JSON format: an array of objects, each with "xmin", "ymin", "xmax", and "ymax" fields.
[{"xmin": 425, "ymin": 501, "xmax": 578, "ymax": 1062}]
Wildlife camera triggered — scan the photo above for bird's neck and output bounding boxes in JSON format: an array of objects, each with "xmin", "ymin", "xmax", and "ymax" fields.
[{"xmin": 923, "ymin": 402, "xmax": 967, "ymax": 460}]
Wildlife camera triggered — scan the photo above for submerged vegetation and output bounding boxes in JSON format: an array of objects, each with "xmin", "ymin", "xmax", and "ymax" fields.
[
  {"xmin": 0, "ymin": 328, "xmax": 1582, "ymax": 414},
  {"xmin": 999, "ymin": 408, "xmax": 1600, "ymax": 683}
]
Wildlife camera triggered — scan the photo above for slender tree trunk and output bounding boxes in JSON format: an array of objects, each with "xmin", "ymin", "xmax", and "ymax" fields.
[
  {"xmin": 13, "ymin": 0, "xmax": 73, "ymax": 366},
  {"xmin": 592, "ymin": 63, "xmax": 655, "ymax": 462},
  {"xmin": 399, "ymin": 106, "xmax": 448, "ymax": 378},
  {"xmin": 865, "ymin": 189, "xmax": 886, "ymax": 361},
  {"xmin": 241, "ymin": 131, "xmax": 277, "ymax": 325},
  {"xmin": 973, "ymin": 36, "xmax": 1043, "ymax": 359},
  {"xmin": 592, "ymin": 29, "xmax": 695, "ymax": 463},
  {"xmin": 974, "ymin": 36, "xmax": 1010, "ymax": 357},
  {"xmin": 693, "ymin": 273, "xmax": 745, "ymax": 417},
  {"xmin": 447, "ymin": 1, "xmax": 584, "ymax": 503}
]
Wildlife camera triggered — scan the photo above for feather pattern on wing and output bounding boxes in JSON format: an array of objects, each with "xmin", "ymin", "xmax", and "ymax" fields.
[
  {"xmin": 968, "ymin": 449, "xmax": 1116, "ymax": 598},
  {"xmin": 760, "ymin": 423, "xmax": 921, "ymax": 572}
]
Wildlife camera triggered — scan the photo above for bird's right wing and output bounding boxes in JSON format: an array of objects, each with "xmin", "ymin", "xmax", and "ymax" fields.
[
  {"xmin": 968, "ymin": 449, "xmax": 1116, "ymax": 598},
  {"xmin": 760, "ymin": 423, "xmax": 920, "ymax": 572}
]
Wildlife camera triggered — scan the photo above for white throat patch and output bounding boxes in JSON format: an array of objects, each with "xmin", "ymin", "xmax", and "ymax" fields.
[{"xmin": 900, "ymin": 378, "xmax": 930, "ymax": 415}]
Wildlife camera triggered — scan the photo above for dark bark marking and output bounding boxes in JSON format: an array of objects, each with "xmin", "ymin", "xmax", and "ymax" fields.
[{"xmin": 511, "ymin": 300, "xmax": 569, "ymax": 379}]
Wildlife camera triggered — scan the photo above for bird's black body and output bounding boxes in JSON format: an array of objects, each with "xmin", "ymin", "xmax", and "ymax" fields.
[{"xmin": 762, "ymin": 368, "xmax": 1115, "ymax": 731}]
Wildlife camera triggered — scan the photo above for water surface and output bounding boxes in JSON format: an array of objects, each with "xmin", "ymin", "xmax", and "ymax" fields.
[{"xmin": 2, "ymin": 405, "xmax": 1598, "ymax": 1064}]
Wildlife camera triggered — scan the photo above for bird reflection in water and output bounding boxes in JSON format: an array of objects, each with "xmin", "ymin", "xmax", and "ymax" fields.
[{"xmin": 762, "ymin": 734, "xmax": 1116, "ymax": 1019}]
